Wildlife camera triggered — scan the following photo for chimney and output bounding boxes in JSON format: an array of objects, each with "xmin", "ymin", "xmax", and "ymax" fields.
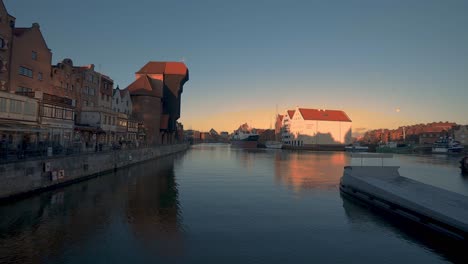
[{"xmin": 32, "ymin": 23, "xmax": 40, "ymax": 28}]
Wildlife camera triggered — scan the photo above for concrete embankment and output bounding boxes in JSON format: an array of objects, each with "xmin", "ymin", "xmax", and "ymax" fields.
[
  {"xmin": 340, "ymin": 166, "xmax": 468, "ymax": 241},
  {"xmin": 0, "ymin": 144, "xmax": 188, "ymax": 201}
]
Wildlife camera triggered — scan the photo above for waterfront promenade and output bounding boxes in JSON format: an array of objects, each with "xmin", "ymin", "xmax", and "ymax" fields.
[{"xmin": 0, "ymin": 143, "xmax": 188, "ymax": 201}]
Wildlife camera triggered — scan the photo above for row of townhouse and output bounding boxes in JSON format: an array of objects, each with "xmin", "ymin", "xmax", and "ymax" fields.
[
  {"xmin": 0, "ymin": 1, "xmax": 142, "ymax": 154},
  {"xmin": 275, "ymin": 107, "xmax": 353, "ymax": 146}
]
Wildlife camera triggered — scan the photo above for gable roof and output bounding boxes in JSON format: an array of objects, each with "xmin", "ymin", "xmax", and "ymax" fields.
[
  {"xmin": 13, "ymin": 28, "xmax": 28, "ymax": 36},
  {"xmin": 287, "ymin": 110, "xmax": 295, "ymax": 119},
  {"xmin": 13, "ymin": 24, "xmax": 50, "ymax": 50},
  {"xmin": 0, "ymin": 0, "xmax": 15, "ymax": 19},
  {"xmin": 136, "ymin": 61, "xmax": 188, "ymax": 76},
  {"xmin": 298, "ymin": 108, "xmax": 351, "ymax": 122},
  {"xmin": 126, "ymin": 75, "xmax": 163, "ymax": 98}
]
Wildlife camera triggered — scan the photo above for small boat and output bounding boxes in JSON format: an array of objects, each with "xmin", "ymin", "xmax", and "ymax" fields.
[
  {"xmin": 344, "ymin": 143, "xmax": 369, "ymax": 152},
  {"xmin": 265, "ymin": 141, "xmax": 282, "ymax": 149},
  {"xmin": 432, "ymin": 138, "xmax": 464, "ymax": 154},
  {"xmin": 376, "ymin": 142, "xmax": 413, "ymax": 154}
]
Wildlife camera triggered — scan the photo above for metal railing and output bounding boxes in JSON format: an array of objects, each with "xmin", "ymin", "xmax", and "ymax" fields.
[{"xmin": 0, "ymin": 140, "xmax": 152, "ymax": 164}]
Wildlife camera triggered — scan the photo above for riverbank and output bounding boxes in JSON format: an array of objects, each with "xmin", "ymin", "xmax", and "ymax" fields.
[{"xmin": 0, "ymin": 144, "xmax": 188, "ymax": 202}]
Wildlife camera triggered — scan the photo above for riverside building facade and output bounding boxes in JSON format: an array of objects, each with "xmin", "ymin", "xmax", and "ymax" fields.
[
  {"xmin": 0, "ymin": 0, "xmax": 188, "ymax": 160},
  {"xmin": 278, "ymin": 107, "xmax": 352, "ymax": 146}
]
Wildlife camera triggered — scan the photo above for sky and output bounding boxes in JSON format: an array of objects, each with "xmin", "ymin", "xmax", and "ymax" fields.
[{"xmin": 5, "ymin": 0, "xmax": 468, "ymax": 134}]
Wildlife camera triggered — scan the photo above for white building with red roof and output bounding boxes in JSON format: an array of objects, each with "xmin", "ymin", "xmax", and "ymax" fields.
[{"xmin": 279, "ymin": 107, "xmax": 352, "ymax": 146}]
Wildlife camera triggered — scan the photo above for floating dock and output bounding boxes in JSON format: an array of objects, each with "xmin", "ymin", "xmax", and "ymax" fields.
[{"xmin": 340, "ymin": 165, "xmax": 468, "ymax": 241}]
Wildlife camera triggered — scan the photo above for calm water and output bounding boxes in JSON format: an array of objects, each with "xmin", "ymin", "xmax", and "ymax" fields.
[{"xmin": 1, "ymin": 144, "xmax": 467, "ymax": 263}]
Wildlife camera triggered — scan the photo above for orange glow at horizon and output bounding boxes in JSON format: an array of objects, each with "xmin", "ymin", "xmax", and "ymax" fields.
[{"xmin": 179, "ymin": 107, "xmax": 421, "ymax": 136}]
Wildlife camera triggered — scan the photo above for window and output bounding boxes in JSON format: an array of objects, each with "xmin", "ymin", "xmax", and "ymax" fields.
[
  {"xmin": 32, "ymin": 51, "xmax": 37, "ymax": 60},
  {"xmin": 42, "ymin": 105, "xmax": 52, "ymax": 117},
  {"xmin": 9, "ymin": 100, "xmax": 22, "ymax": 113},
  {"xmin": 38, "ymin": 72, "xmax": 43, "ymax": 81},
  {"xmin": 89, "ymin": 87, "xmax": 95, "ymax": 95},
  {"xmin": 0, "ymin": 98, "xmax": 6, "ymax": 112},
  {"xmin": 64, "ymin": 109, "xmax": 74, "ymax": 120},
  {"xmin": 16, "ymin": 86, "xmax": 32, "ymax": 92},
  {"xmin": 101, "ymin": 93, "xmax": 104, "ymax": 100},
  {"xmin": 55, "ymin": 108, "xmax": 63, "ymax": 119},
  {"xmin": 0, "ymin": 37, "xmax": 5, "ymax": 49},
  {"xmin": 19, "ymin": 66, "xmax": 33, "ymax": 78},
  {"xmin": 71, "ymin": 85, "xmax": 74, "ymax": 91},
  {"xmin": 24, "ymin": 102, "xmax": 35, "ymax": 116},
  {"xmin": 84, "ymin": 100, "xmax": 88, "ymax": 106}
]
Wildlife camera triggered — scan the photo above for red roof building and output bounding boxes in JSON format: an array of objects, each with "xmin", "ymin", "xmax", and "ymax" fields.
[
  {"xmin": 280, "ymin": 107, "xmax": 352, "ymax": 146},
  {"xmin": 126, "ymin": 61, "xmax": 189, "ymax": 145}
]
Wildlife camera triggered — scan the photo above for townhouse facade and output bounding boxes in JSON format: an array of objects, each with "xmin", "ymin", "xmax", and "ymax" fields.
[{"xmin": 0, "ymin": 0, "xmax": 188, "ymax": 157}]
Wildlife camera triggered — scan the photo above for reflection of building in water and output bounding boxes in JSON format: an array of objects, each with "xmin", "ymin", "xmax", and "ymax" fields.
[
  {"xmin": 0, "ymin": 155, "xmax": 184, "ymax": 262},
  {"xmin": 274, "ymin": 152, "xmax": 347, "ymax": 191},
  {"xmin": 125, "ymin": 158, "xmax": 183, "ymax": 256},
  {"xmin": 0, "ymin": 176, "xmax": 117, "ymax": 263}
]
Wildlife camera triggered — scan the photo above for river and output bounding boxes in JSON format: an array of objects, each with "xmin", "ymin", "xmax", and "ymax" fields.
[{"xmin": 0, "ymin": 143, "xmax": 467, "ymax": 263}]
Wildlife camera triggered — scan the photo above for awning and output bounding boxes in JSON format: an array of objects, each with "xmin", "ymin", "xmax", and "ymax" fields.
[{"xmin": 0, "ymin": 122, "xmax": 46, "ymax": 133}]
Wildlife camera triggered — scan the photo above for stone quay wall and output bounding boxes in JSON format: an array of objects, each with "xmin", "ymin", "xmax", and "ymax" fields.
[{"xmin": 0, "ymin": 144, "xmax": 188, "ymax": 201}]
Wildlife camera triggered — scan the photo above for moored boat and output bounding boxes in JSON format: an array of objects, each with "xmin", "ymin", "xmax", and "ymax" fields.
[
  {"xmin": 265, "ymin": 141, "xmax": 282, "ymax": 149},
  {"xmin": 231, "ymin": 123, "xmax": 259, "ymax": 148},
  {"xmin": 376, "ymin": 142, "xmax": 413, "ymax": 154},
  {"xmin": 344, "ymin": 143, "xmax": 369, "ymax": 152},
  {"xmin": 432, "ymin": 138, "xmax": 464, "ymax": 154}
]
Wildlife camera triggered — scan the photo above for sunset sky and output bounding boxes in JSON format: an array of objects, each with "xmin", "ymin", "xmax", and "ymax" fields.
[{"xmin": 6, "ymin": 0, "xmax": 468, "ymax": 134}]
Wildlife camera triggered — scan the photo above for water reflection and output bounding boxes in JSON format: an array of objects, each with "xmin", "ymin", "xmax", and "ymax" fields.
[
  {"xmin": 125, "ymin": 158, "xmax": 184, "ymax": 257},
  {"xmin": 274, "ymin": 151, "xmax": 348, "ymax": 191},
  {"xmin": 341, "ymin": 194, "xmax": 467, "ymax": 263},
  {"xmin": 0, "ymin": 155, "xmax": 184, "ymax": 263}
]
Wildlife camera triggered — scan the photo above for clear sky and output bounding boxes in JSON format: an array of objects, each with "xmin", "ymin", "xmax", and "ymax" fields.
[{"xmin": 6, "ymin": 0, "xmax": 468, "ymax": 134}]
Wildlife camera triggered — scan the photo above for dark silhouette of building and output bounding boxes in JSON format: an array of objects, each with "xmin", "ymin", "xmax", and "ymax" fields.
[{"xmin": 126, "ymin": 62, "xmax": 189, "ymax": 145}]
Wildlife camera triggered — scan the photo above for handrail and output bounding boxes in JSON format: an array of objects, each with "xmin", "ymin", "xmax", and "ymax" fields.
[{"xmin": 348, "ymin": 153, "xmax": 394, "ymax": 167}]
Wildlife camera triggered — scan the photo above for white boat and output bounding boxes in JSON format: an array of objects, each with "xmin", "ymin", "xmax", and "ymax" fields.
[
  {"xmin": 265, "ymin": 141, "xmax": 282, "ymax": 149},
  {"xmin": 432, "ymin": 138, "xmax": 464, "ymax": 154},
  {"xmin": 231, "ymin": 123, "xmax": 259, "ymax": 148},
  {"xmin": 344, "ymin": 144, "xmax": 369, "ymax": 152}
]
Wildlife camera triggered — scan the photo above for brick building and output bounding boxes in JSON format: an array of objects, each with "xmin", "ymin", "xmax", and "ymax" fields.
[
  {"xmin": 0, "ymin": 0, "xmax": 14, "ymax": 92},
  {"xmin": 126, "ymin": 61, "xmax": 188, "ymax": 145}
]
